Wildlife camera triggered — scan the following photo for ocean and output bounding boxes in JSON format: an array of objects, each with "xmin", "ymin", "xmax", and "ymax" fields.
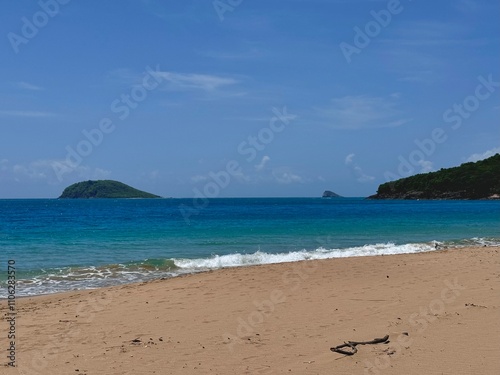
[{"xmin": 0, "ymin": 198, "xmax": 499, "ymax": 297}]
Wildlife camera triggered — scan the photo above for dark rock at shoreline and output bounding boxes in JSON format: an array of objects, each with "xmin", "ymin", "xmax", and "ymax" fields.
[{"xmin": 368, "ymin": 190, "xmax": 469, "ymax": 200}]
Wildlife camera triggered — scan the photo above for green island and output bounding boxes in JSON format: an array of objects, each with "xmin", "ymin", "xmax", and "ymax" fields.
[
  {"xmin": 59, "ymin": 180, "xmax": 161, "ymax": 199},
  {"xmin": 369, "ymin": 154, "xmax": 500, "ymax": 200}
]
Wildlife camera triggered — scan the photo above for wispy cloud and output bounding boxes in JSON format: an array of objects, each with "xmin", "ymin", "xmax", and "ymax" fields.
[
  {"xmin": 315, "ymin": 94, "xmax": 410, "ymax": 129},
  {"xmin": 380, "ymin": 37, "xmax": 488, "ymax": 48},
  {"xmin": 466, "ymin": 147, "xmax": 500, "ymax": 162},
  {"xmin": 14, "ymin": 81, "xmax": 44, "ymax": 91},
  {"xmin": 255, "ymin": 155, "xmax": 270, "ymax": 171},
  {"xmin": 157, "ymin": 72, "xmax": 239, "ymax": 92},
  {"xmin": 108, "ymin": 68, "xmax": 241, "ymax": 96},
  {"xmin": 345, "ymin": 153, "xmax": 375, "ymax": 183},
  {"xmin": 200, "ymin": 48, "xmax": 262, "ymax": 60},
  {"xmin": 136, "ymin": 0, "xmax": 182, "ymax": 21},
  {"xmin": 142, "ymin": 169, "xmax": 160, "ymax": 181},
  {"xmin": 1, "ymin": 159, "xmax": 110, "ymax": 184},
  {"xmin": 190, "ymin": 174, "xmax": 208, "ymax": 183},
  {"xmin": 272, "ymin": 168, "xmax": 304, "ymax": 184},
  {"xmin": 107, "ymin": 68, "xmax": 136, "ymax": 84},
  {"xmin": 417, "ymin": 159, "xmax": 434, "ymax": 173},
  {"xmin": 353, "ymin": 166, "xmax": 375, "ymax": 182},
  {"xmin": 0, "ymin": 159, "xmax": 8, "ymax": 172},
  {"xmin": 398, "ymin": 70, "xmax": 436, "ymax": 84},
  {"xmin": 345, "ymin": 153, "xmax": 355, "ymax": 165},
  {"xmin": 456, "ymin": 0, "xmax": 479, "ymax": 13},
  {"xmin": 381, "ymin": 21, "xmax": 474, "ymax": 47},
  {"xmin": 0, "ymin": 110, "xmax": 57, "ymax": 118},
  {"xmin": 189, "ymin": 164, "xmax": 305, "ymax": 187},
  {"xmin": 380, "ymin": 21, "xmax": 487, "ymax": 83}
]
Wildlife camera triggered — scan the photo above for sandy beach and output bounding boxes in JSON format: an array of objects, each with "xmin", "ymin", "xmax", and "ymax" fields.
[{"xmin": 1, "ymin": 246, "xmax": 499, "ymax": 374}]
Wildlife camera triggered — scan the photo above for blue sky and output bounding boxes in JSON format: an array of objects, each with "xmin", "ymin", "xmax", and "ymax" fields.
[{"xmin": 1, "ymin": 0, "xmax": 499, "ymax": 198}]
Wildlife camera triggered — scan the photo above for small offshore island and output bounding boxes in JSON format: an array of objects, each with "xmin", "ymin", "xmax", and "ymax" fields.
[
  {"xmin": 59, "ymin": 180, "xmax": 161, "ymax": 199},
  {"xmin": 369, "ymin": 154, "xmax": 500, "ymax": 200},
  {"xmin": 322, "ymin": 190, "xmax": 342, "ymax": 198}
]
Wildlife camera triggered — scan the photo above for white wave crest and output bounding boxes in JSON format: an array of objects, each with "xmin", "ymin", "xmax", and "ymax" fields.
[{"xmin": 173, "ymin": 242, "xmax": 435, "ymax": 271}]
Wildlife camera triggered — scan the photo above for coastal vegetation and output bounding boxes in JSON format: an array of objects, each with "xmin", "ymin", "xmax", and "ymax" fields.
[{"xmin": 369, "ymin": 154, "xmax": 500, "ymax": 200}]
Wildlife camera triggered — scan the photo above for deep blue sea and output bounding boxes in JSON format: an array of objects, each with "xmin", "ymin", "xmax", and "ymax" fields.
[{"xmin": 0, "ymin": 198, "xmax": 499, "ymax": 297}]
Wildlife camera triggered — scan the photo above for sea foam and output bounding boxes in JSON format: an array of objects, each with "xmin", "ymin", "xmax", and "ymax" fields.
[{"xmin": 4, "ymin": 238, "xmax": 498, "ymax": 298}]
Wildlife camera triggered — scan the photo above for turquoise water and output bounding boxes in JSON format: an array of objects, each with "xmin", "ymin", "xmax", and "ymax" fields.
[{"xmin": 0, "ymin": 198, "xmax": 499, "ymax": 297}]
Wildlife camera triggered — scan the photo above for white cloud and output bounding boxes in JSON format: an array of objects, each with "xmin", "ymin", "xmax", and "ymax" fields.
[
  {"xmin": 148, "ymin": 170, "xmax": 160, "ymax": 180},
  {"xmin": 13, "ymin": 163, "xmax": 48, "ymax": 180},
  {"xmin": 156, "ymin": 72, "xmax": 239, "ymax": 92},
  {"xmin": 456, "ymin": 0, "xmax": 478, "ymax": 12},
  {"xmin": 3, "ymin": 159, "xmax": 110, "ymax": 184},
  {"xmin": 316, "ymin": 94, "xmax": 410, "ymax": 129},
  {"xmin": 345, "ymin": 153, "xmax": 355, "ymax": 165},
  {"xmin": 107, "ymin": 68, "xmax": 136, "ymax": 83},
  {"xmin": 108, "ymin": 68, "xmax": 240, "ymax": 96},
  {"xmin": 0, "ymin": 159, "xmax": 8, "ymax": 172},
  {"xmin": 58, "ymin": 165, "xmax": 111, "ymax": 183},
  {"xmin": 272, "ymin": 168, "xmax": 304, "ymax": 184},
  {"xmin": 466, "ymin": 147, "xmax": 500, "ymax": 162},
  {"xmin": 190, "ymin": 175, "xmax": 208, "ymax": 183},
  {"xmin": 417, "ymin": 159, "xmax": 434, "ymax": 173},
  {"xmin": 398, "ymin": 70, "xmax": 435, "ymax": 84},
  {"xmin": 141, "ymin": 169, "xmax": 160, "ymax": 181},
  {"xmin": 345, "ymin": 153, "xmax": 375, "ymax": 183},
  {"xmin": 200, "ymin": 48, "xmax": 261, "ymax": 60},
  {"xmin": 191, "ymin": 167, "xmax": 251, "ymax": 186},
  {"xmin": 230, "ymin": 168, "xmax": 251, "ymax": 183},
  {"xmin": 255, "ymin": 155, "xmax": 270, "ymax": 171},
  {"xmin": 381, "ymin": 21, "xmax": 473, "ymax": 47},
  {"xmin": 15, "ymin": 81, "xmax": 43, "ymax": 91},
  {"xmin": 0, "ymin": 110, "xmax": 57, "ymax": 118},
  {"xmin": 353, "ymin": 166, "xmax": 375, "ymax": 182}
]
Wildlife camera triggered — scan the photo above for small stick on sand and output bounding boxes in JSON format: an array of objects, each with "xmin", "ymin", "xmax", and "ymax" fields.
[{"xmin": 330, "ymin": 334, "xmax": 390, "ymax": 356}]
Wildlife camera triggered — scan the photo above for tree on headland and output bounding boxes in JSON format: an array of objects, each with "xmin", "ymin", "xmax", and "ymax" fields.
[{"xmin": 369, "ymin": 154, "xmax": 500, "ymax": 200}]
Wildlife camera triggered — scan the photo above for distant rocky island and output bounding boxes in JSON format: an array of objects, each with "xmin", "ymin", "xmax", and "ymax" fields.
[
  {"xmin": 322, "ymin": 190, "xmax": 342, "ymax": 198},
  {"xmin": 369, "ymin": 154, "xmax": 500, "ymax": 200},
  {"xmin": 59, "ymin": 180, "xmax": 161, "ymax": 199}
]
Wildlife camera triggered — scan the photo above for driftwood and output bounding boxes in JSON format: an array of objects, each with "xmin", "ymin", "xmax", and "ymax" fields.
[{"xmin": 330, "ymin": 335, "xmax": 389, "ymax": 356}]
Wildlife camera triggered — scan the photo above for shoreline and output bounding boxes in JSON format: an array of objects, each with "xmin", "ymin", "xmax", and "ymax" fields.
[
  {"xmin": 1, "ymin": 246, "xmax": 499, "ymax": 374},
  {"xmin": 0, "ymin": 241, "xmax": 500, "ymax": 302},
  {"xmin": 4, "ymin": 240, "xmax": 497, "ymax": 299}
]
